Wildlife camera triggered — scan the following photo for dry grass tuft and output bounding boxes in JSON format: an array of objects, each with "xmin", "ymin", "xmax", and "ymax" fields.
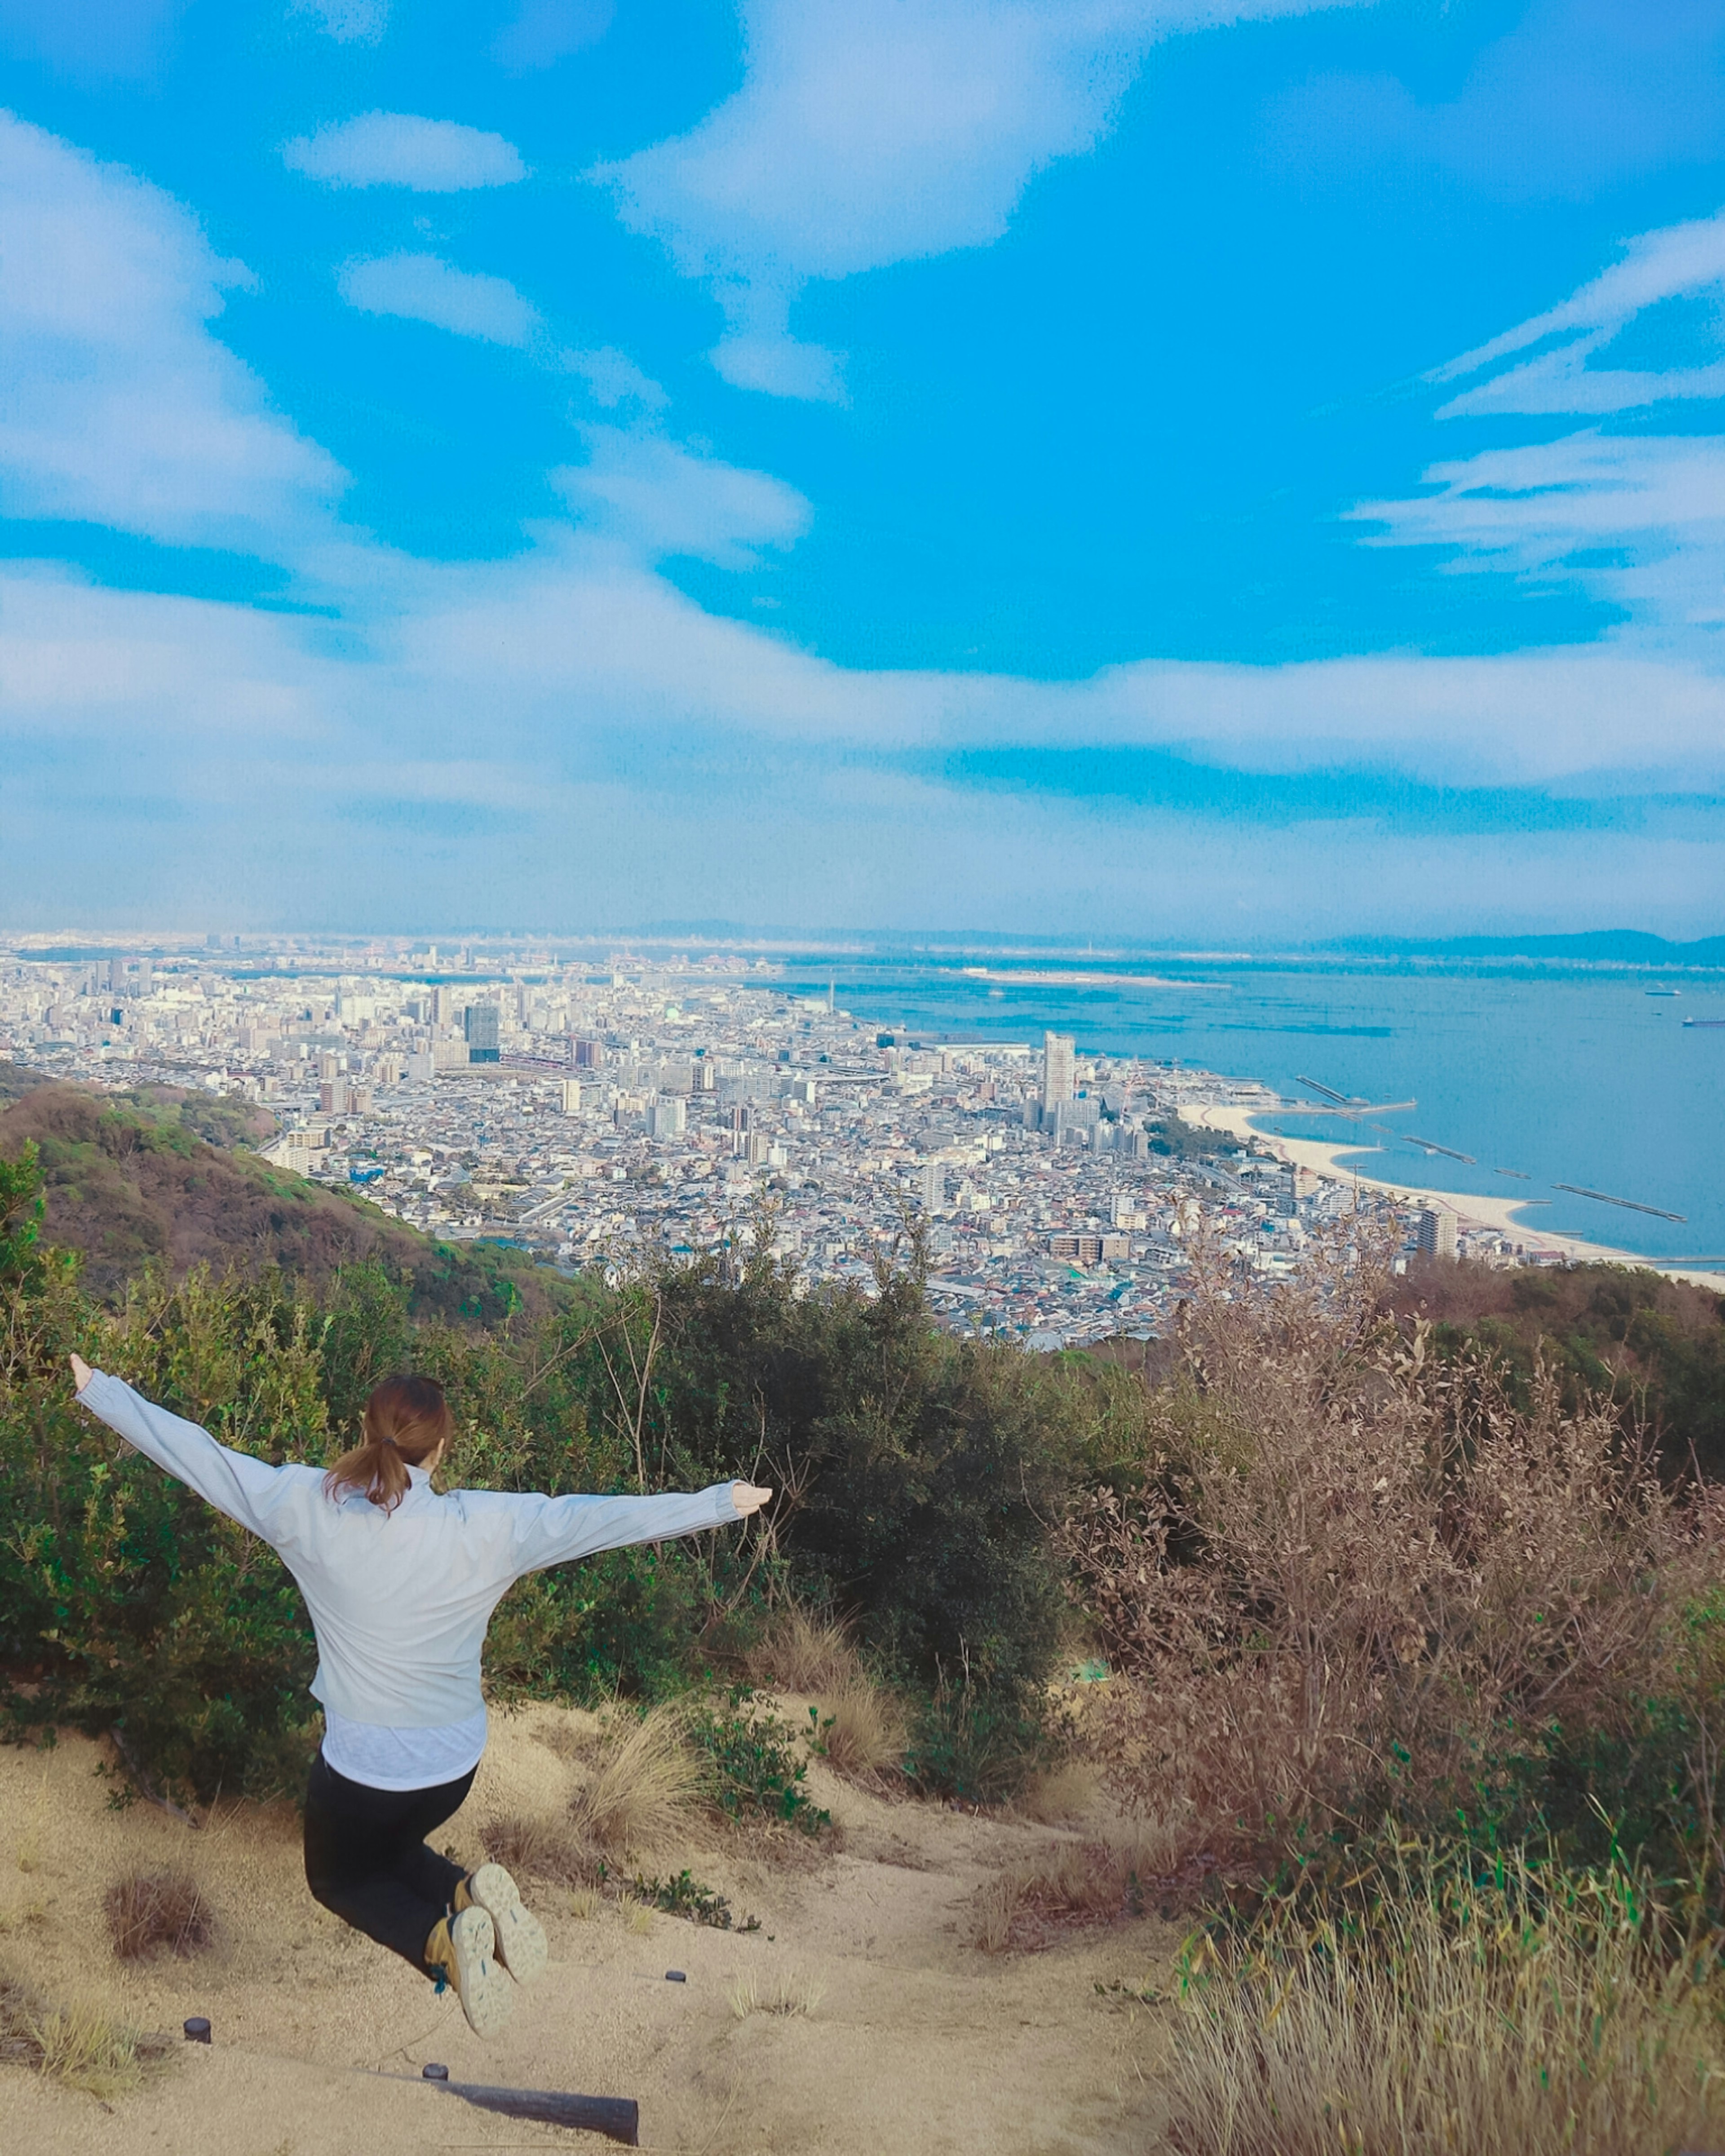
[
  {"xmin": 973, "ymin": 1828, "xmax": 1184, "ymax": 1954},
  {"xmin": 1165, "ymin": 1848, "xmax": 1725, "ymax": 2156},
  {"xmin": 621, "ymin": 1897, "xmax": 656, "ymax": 1936},
  {"xmin": 726, "ymin": 1966, "xmax": 826, "ymax": 2019},
  {"xmin": 481, "ymin": 1811, "xmax": 602, "ymax": 1888},
  {"xmin": 749, "ymin": 1606, "xmax": 909, "ymax": 1781},
  {"xmin": 31, "ymin": 2000, "xmax": 159, "ymax": 2098},
  {"xmin": 105, "ymin": 1868, "xmax": 214, "ymax": 1961},
  {"xmin": 568, "ymin": 1702, "xmax": 707, "ymax": 1859},
  {"xmin": 818, "ymin": 1677, "xmax": 908, "ymax": 1779},
  {"xmin": 747, "ymin": 1607, "xmax": 857, "ymax": 1696},
  {"xmin": 0, "ymin": 1966, "xmax": 47, "ymax": 2065},
  {"xmin": 566, "ymin": 1885, "xmax": 602, "ymax": 1921},
  {"xmin": 1, "ymin": 1967, "xmax": 168, "ymax": 2097}
]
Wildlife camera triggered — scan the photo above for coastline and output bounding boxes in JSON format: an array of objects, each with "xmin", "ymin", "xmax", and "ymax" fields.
[{"xmin": 1181, "ymin": 1103, "xmax": 1725, "ymax": 1287}]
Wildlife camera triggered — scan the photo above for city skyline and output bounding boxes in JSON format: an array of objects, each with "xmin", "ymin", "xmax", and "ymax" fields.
[{"xmin": 3, "ymin": 2, "xmax": 1725, "ymax": 937}]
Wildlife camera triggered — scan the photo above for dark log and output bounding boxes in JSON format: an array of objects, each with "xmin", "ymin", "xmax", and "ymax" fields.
[{"xmin": 433, "ymin": 2078, "xmax": 640, "ymax": 2145}]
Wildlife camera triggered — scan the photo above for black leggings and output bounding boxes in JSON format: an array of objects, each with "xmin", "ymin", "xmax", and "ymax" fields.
[{"xmin": 303, "ymin": 1752, "xmax": 477, "ymax": 1975}]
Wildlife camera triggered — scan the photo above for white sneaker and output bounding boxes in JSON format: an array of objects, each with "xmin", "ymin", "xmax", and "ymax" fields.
[
  {"xmin": 429, "ymin": 1904, "xmax": 513, "ymax": 2038},
  {"xmin": 467, "ymin": 1863, "xmax": 548, "ymax": 1988}
]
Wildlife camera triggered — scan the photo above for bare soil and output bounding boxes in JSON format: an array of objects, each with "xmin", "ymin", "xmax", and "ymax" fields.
[{"xmin": 0, "ymin": 1712, "xmax": 1173, "ymax": 2155}]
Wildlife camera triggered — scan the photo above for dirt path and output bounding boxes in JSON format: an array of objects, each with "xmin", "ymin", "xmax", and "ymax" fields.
[{"xmin": 0, "ymin": 1715, "xmax": 1173, "ymax": 2154}]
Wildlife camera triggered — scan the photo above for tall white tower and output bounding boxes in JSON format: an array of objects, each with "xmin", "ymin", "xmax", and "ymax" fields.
[{"xmin": 1041, "ymin": 1031, "xmax": 1075, "ymax": 1115}]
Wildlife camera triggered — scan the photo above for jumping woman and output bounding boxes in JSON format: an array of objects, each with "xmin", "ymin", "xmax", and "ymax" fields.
[{"xmin": 68, "ymin": 1355, "xmax": 769, "ymax": 2038}]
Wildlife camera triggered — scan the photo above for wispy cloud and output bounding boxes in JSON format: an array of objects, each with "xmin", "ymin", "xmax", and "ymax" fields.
[
  {"xmin": 282, "ymin": 112, "xmax": 527, "ymax": 191},
  {"xmin": 596, "ymin": 0, "xmax": 1369, "ymax": 400},
  {"xmin": 1356, "ymin": 204, "xmax": 1725, "ymax": 645},
  {"xmin": 1434, "ymin": 208, "xmax": 1725, "ymax": 417},
  {"xmin": 552, "ymin": 427, "xmax": 812, "ymax": 567},
  {"xmin": 337, "ymin": 252, "xmax": 542, "ymax": 346}
]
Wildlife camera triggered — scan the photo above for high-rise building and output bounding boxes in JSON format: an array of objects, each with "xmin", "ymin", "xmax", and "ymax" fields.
[
  {"xmin": 918, "ymin": 1160, "xmax": 944, "ymax": 1211},
  {"xmin": 572, "ymin": 1037, "xmax": 604, "ymax": 1068},
  {"xmin": 647, "ymin": 1096, "xmax": 686, "ymax": 1139},
  {"xmin": 464, "ymin": 1003, "xmax": 500, "ymax": 1062},
  {"xmin": 1041, "ymin": 1031, "xmax": 1075, "ymax": 1114},
  {"xmin": 560, "ymin": 1079, "xmax": 587, "ymax": 1116},
  {"xmin": 318, "ymin": 1079, "xmax": 350, "ymax": 1116},
  {"xmin": 1415, "ymin": 1207, "xmax": 1458, "ymax": 1259}
]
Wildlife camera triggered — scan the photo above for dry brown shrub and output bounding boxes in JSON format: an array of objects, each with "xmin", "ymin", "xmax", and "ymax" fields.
[
  {"xmin": 105, "ymin": 1868, "xmax": 214, "ymax": 1961},
  {"xmin": 747, "ymin": 1606, "xmax": 858, "ymax": 1696},
  {"xmin": 1063, "ymin": 1238, "xmax": 1725, "ymax": 1871},
  {"xmin": 972, "ymin": 1825, "xmax": 1182, "ymax": 1952},
  {"xmin": 480, "ymin": 1811, "xmax": 601, "ymax": 1887},
  {"xmin": 1017, "ymin": 1762, "xmax": 1100, "ymax": 1824},
  {"xmin": 568, "ymin": 1702, "xmax": 706, "ymax": 1858}
]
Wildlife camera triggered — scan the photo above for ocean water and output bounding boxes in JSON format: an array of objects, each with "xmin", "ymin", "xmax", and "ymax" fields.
[{"xmin": 778, "ymin": 956, "xmax": 1725, "ymax": 1272}]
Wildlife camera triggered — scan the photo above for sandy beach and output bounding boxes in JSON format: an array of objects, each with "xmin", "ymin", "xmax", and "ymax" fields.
[{"xmin": 1178, "ymin": 1102, "xmax": 1721, "ymax": 1278}]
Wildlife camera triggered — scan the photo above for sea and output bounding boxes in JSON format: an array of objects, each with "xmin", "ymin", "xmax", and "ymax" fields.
[{"xmin": 776, "ymin": 953, "xmax": 1725, "ymax": 1275}]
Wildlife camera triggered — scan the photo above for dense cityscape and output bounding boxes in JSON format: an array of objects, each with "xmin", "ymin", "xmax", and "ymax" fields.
[{"xmin": 0, "ymin": 934, "xmax": 1553, "ymax": 1345}]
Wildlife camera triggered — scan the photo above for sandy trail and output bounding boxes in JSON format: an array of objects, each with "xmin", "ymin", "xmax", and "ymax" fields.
[{"xmin": 0, "ymin": 1716, "xmax": 1171, "ymax": 2155}]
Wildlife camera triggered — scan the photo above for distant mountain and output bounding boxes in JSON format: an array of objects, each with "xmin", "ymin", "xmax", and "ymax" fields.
[
  {"xmin": 0, "ymin": 1066, "xmax": 568, "ymax": 1321},
  {"xmin": 1336, "ymin": 931, "xmax": 1725, "ymax": 966}
]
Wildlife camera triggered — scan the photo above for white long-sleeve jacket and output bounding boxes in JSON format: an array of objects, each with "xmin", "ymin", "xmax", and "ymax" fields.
[{"xmin": 76, "ymin": 1370, "xmax": 740, "ymax": 1771}]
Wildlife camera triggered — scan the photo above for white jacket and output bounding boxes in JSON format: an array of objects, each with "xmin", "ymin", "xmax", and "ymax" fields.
[{"xmin": 76, "ymin": 1370, "xmax": 742, "ymax": 1732}]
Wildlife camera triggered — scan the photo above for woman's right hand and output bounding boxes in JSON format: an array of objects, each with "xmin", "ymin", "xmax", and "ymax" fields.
[{"xmin": 69, "ymin": 1354, "xmax": 93, "ymax": 1395}]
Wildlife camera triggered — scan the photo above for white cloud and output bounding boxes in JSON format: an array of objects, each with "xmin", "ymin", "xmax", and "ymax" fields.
[
  {"xmin": 550, "ymin": 428, "xmax": 812, "ymax": 566},
  {"xmin": 338, "ymin": 252, "xmax": 542, "ymax": 346},
  {"xmin": 597, "ymin": 0, "xmax": 1367, "ymax": 398},
  {"xmin": 291, "ymin": 0, "xmax": 389, "ymax": 45},
  {"xmin": 0, "ymin": 109, "xmax": 343, "ymax": 557},
  {"xmin": 282, "ymin": 112, "xmax": 527, "ymax": 191},
  {"xmin": 561, "ymin": 345, "xmax": 668, "ymax": 410},
  {"xmin": 2, "ymin": 111, "xmax": 1721, "ymax": 934}
]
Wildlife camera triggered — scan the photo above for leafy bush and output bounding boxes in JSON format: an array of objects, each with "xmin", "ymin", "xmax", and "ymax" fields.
[
  {"xmin": 692, "ymin": 1687, "xmax": 828, "ymax": 1833},
  {"xmin": 631, "ymin": 1869, "xmax": 759, "ymax": 1930}
]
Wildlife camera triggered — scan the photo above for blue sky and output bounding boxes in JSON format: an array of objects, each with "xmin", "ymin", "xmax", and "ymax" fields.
[{"xmin": 4, "ymin": 0, "xmax": 1725, "ymax": 937}]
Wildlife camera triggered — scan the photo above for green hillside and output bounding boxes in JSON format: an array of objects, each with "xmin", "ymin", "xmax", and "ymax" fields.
[{"xmin": 0, "ymin": 1063, "xmax": 568, "ymax": 1324}]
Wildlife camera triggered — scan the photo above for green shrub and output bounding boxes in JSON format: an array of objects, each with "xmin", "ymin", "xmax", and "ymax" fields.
[{"xmin": 692, "ymin": 1687, "xmax": 828, "ymax": 1833}]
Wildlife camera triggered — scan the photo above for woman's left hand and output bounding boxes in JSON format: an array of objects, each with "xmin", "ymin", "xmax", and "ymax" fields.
[{"xmin": 730, "ymin": 1482, "xmax": 773, "ymax": 1517}]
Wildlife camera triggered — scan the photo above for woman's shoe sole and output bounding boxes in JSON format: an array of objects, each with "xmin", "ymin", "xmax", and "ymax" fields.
[
  {"xmin": 450, "ymin": 1905, "xmax": 513, "ymax": 2038},
  {"xmin": 468, "ymin": 1862, "xmax": 548, "ymax": 1987}
]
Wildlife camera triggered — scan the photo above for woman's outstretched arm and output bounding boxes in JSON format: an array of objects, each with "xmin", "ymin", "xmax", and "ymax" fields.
[
  {"xmin": 497, "ymin": 1479, "xmax": 772, "ymax": 1579},
  {"xmin": 69, "ymin": 1358, "xmax": 292, "ymax": 1540}
]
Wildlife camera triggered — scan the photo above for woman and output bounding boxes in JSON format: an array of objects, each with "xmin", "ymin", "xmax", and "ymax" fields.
[{"xmin": 70, "ymin": 1355, "xmax": 769, "ymax": 2038}]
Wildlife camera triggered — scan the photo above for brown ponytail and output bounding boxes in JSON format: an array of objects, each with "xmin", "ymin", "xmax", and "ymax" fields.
[{"xmin": 323, "ymin": 1375, "xmax": 454, "ymax": 1514}]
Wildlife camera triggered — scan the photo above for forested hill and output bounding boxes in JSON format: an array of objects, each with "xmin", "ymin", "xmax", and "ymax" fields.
[
  {"xmin": 1391, "ymin": 1255, "xmax": 1725, "ymax": 1479},
  {"xmin": 0, "ymin": 1063, "xmax": 567, "ymax": 1323}
]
